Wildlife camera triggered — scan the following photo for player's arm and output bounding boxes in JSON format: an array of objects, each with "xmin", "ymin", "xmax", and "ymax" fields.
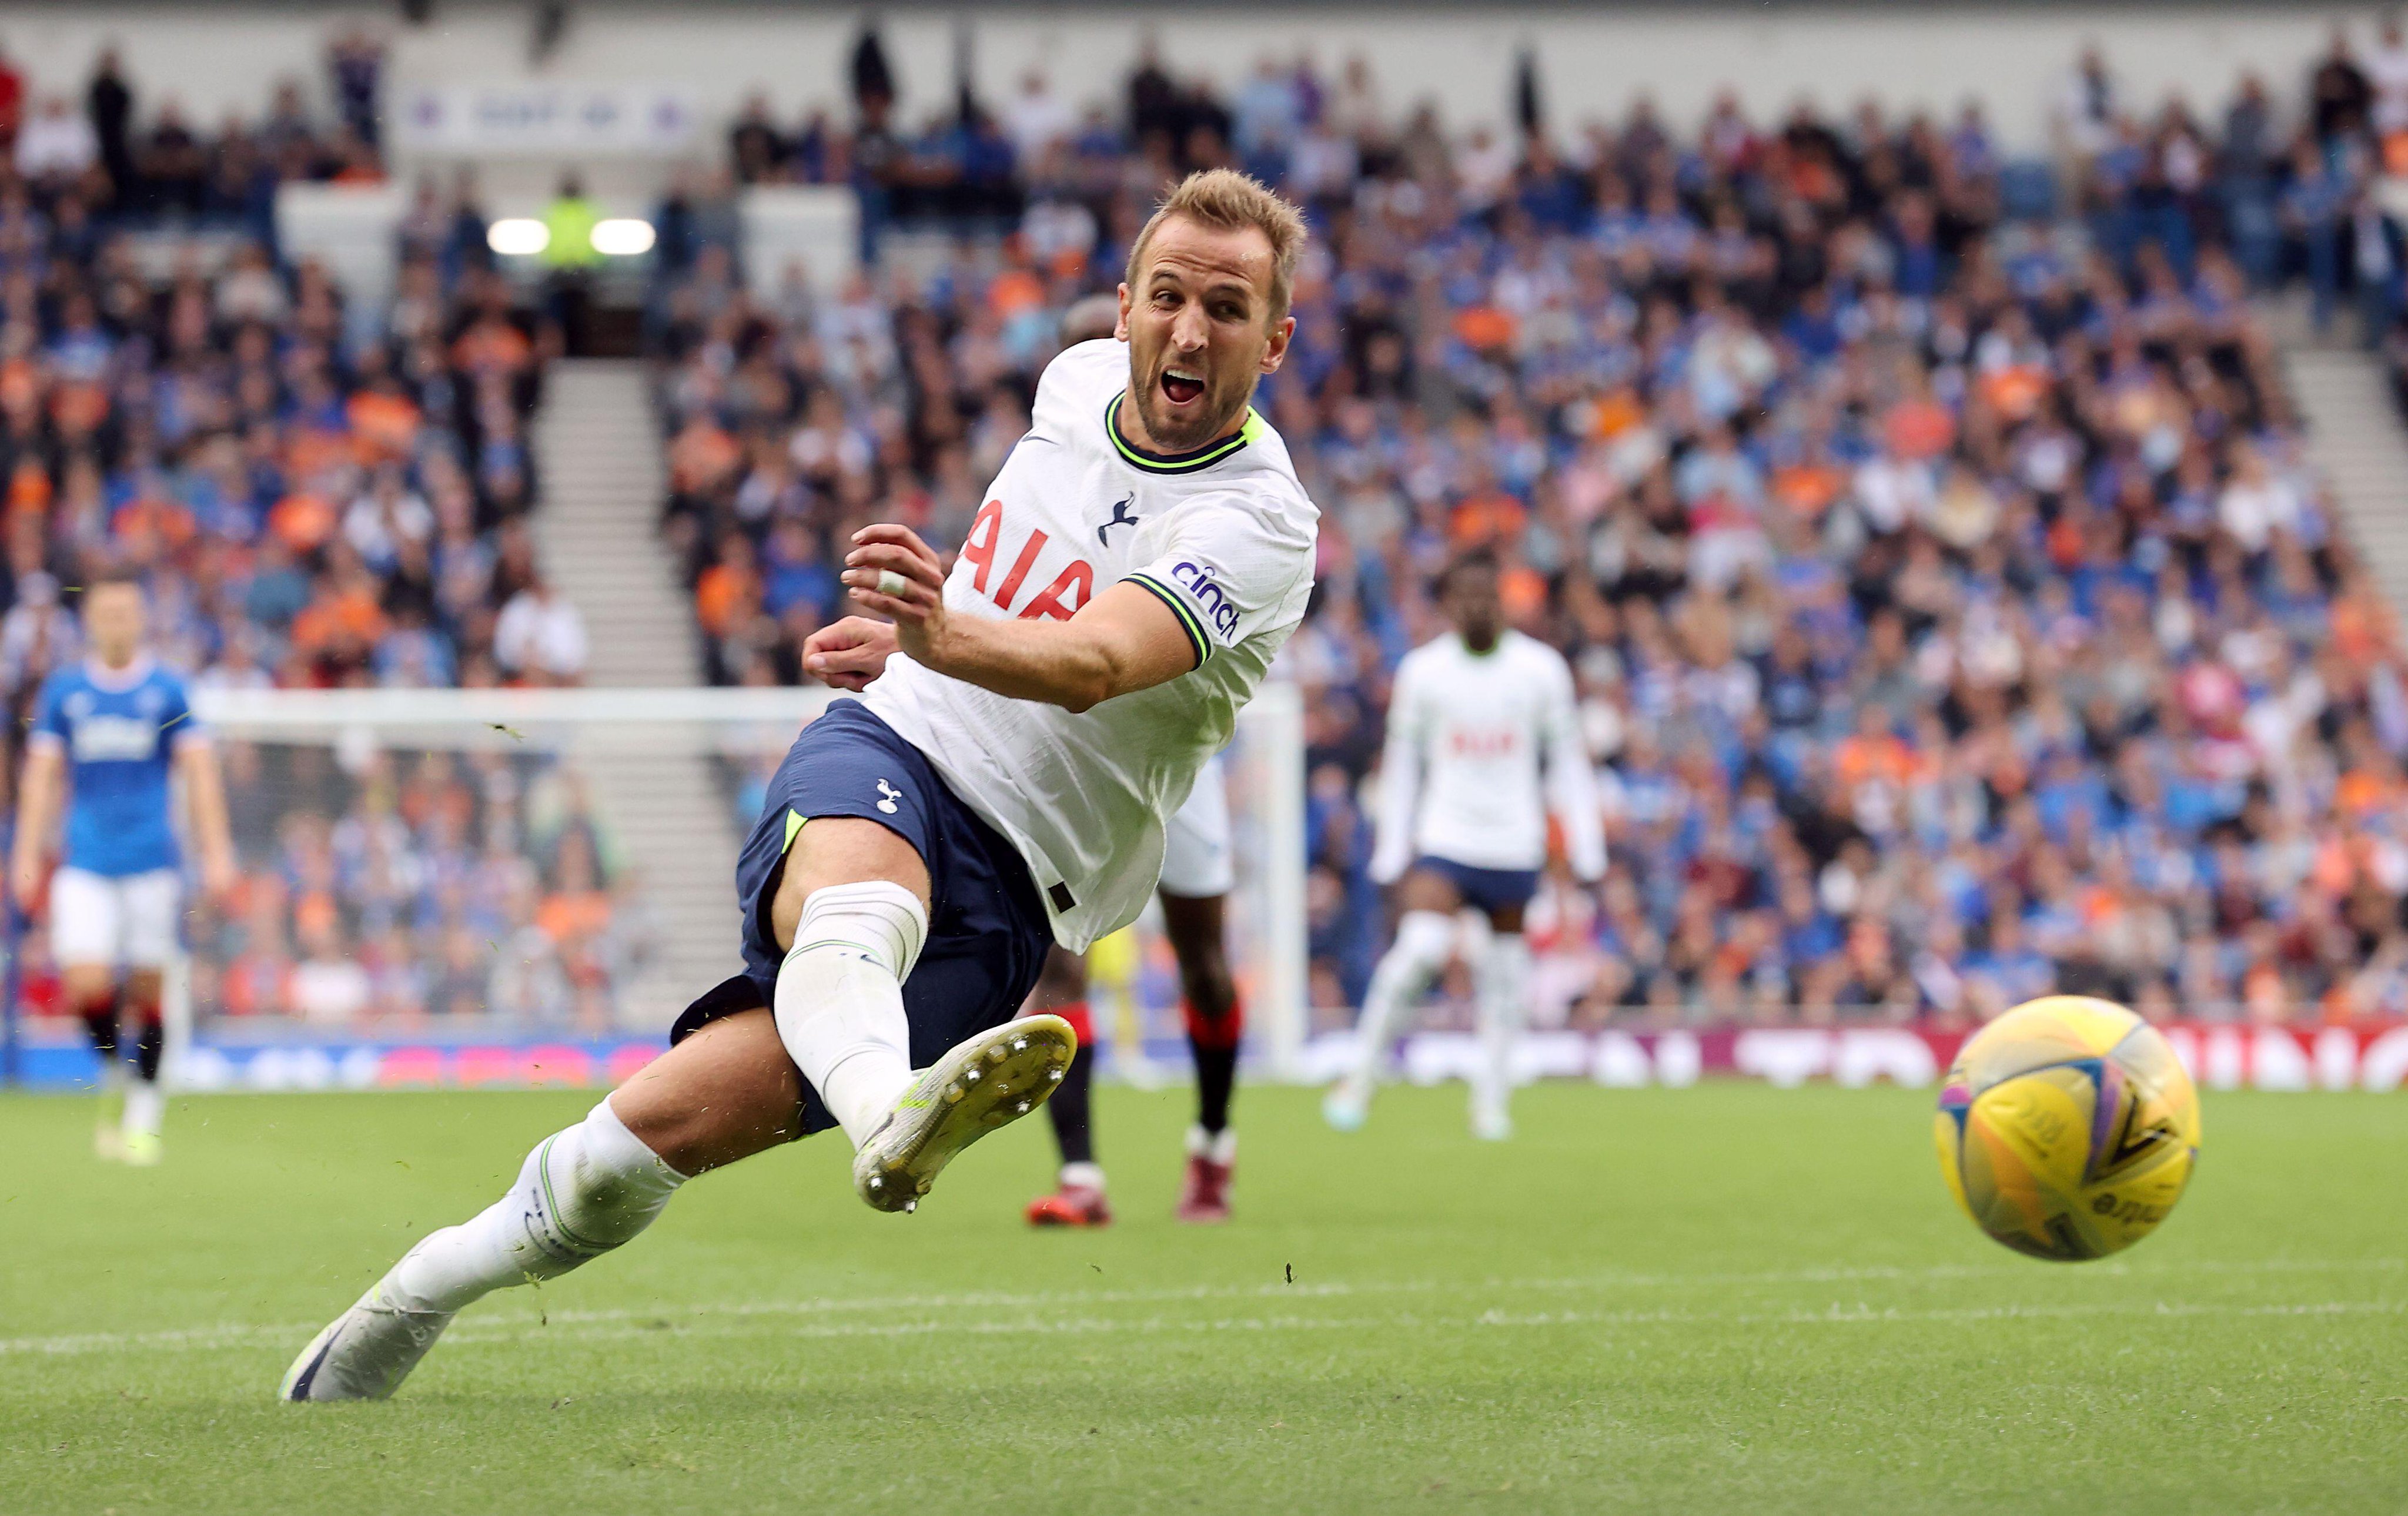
[
  {"xmin": 175, "ymin": 738, "xmax": 238, "ymax": 899},
  {"xmin": 841, "ymin": 524, "xmax": 1199, "ymax": 713},
  {"xmin": 1367, "ymin": 660, "xmax": 1422, "ymax": 885},
  {"xmin": 8, "ymin": 740, "xmax": 63, "ymax": 909},
  {"xmin": 1540, "ymin": 660, "xmax": 1607, "ymax": 883}
]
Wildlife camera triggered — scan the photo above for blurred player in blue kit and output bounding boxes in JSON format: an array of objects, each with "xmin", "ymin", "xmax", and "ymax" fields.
[{"xmin": 8, "ymin": 569, "xmax": 236, "ymax": 1164}]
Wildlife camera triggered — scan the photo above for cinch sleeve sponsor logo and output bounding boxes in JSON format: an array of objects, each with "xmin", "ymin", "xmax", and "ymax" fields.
[{"xmin": 1166, "ymin": 560, "xmax": 1242, "ymax": 640}]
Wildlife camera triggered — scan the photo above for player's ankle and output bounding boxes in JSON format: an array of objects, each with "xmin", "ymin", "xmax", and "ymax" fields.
[
  {"xmin": 1185, "ymin": 1125, "xmax": 1237, "ymax": 1164},
  {"xmin": 1059, "ymin": 1160, "xmax": 1106, "ymax": 1192}
]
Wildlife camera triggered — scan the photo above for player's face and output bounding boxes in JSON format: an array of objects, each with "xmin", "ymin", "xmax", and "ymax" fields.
[
  {"xmin": 1444, "ymin": 566, "xmax": 1503, "ymax": 648},
  {"xmin": 82, "ymin": 584, "xmax": 145, "ymax": 665},
  {"xmin": 1117, "ymin": 215, "xmax": 1294, "ymax": 454}
]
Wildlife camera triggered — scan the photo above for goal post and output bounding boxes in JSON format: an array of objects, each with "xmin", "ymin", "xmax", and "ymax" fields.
[{"xmin": 0, "ymin": 682, "xmax": 1309, "ymax": 1090}]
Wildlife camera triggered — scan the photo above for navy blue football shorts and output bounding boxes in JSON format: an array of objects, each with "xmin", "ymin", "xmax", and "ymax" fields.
[
  {"xmin": 1412, "ymin": 854, "xmax": 1541, "ymax": 915},
  {"xmin": 668, "ymin": 698, "xmax": 1055, "ymax": 1138}
]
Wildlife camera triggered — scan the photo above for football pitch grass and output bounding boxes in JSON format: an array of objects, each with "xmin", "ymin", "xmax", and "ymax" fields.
[{"xmin": 2, "ymin": 1082, "xmax": 2403, "ymax": 1514}]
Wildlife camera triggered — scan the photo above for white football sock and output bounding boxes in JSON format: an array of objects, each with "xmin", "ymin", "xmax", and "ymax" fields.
[
  {"xmin": 391, "ymin": 1097, "xmax": 686, "ymax": 1316},
  {"xmin": 772, "ymin": 881, "xmax": 928, "ymax": 1149},
  {"xmin": 1058, "ymin": 1160, "xmax": 1106, "ymax": 1192},
  {"xmin": 1349, "ymin": 910, "xmax": 1456, "ymax": 1087},
  {"xmin": 1472, "ymin": 931, "xmax": 1531, "ymax": 1117},
  {"xmin": 122, "ymin": 1079, "xmax": 163, "ymax": 1139},
  {"xmin": 1186, "ymin": 1123, "xmax": 1238, "ymax": 1165}
]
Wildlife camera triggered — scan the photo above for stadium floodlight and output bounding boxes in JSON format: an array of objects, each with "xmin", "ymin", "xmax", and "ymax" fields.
[
  {"xmin": 486, "ymin": 218, "xmax": 550, "ymax": 256},
  {"xmin": 593, "ymin": 217, "xmax": 657, "ymax": 256}
]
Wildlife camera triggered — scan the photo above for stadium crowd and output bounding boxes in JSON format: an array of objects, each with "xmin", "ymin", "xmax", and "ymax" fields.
[
  {"xmin": 0, "ymin": 44, "xmax": 629, "ymax": 1028},
  {"xmin": 659, "ymin": 36, "xmax": 2408, "ymax": 1030}
]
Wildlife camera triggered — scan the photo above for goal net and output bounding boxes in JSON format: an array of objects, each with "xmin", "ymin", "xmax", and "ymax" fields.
[{"xmin": 0, "ymin": 684, "xmax": 1306, "ymax": 1091}]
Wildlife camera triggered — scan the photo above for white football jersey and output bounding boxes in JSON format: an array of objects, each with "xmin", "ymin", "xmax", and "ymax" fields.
[
  {"xmin": 1370, "ymin": 630, "xmax": 1606, "ymax": 882},
  {"xmin": 865, "ymin": 340, "xmax": 1317, "ymax": 951}
]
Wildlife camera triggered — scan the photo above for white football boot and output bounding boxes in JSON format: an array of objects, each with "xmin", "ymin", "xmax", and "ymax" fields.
[
  {"xmin": 852, "ymin": 1015, "xmax": 1075, "ymax": 1213},
  {"xmin": 1470, "ymin": 1094, "xmax": 1514, "ymax": 1143},
  {"xmin": 1321, "ymin": 1077, "xmax": 1370, "ymax": 1132},
  {"xmin": 279, "ymin": 1259, "xmax": 453, "ymax": 1403}
]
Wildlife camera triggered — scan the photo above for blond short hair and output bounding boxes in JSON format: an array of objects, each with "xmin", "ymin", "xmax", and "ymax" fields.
[{"xmin": 1123, "ymin": 168, "xmax": 1309, "ymax": 324}]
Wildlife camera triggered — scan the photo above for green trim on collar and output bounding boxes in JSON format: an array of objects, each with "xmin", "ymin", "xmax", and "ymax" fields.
[{"xmin": 1106, "ymin": 393, "xmax": 1260, "ymax": 475}]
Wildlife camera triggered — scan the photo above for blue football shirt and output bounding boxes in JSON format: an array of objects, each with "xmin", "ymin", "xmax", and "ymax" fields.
[{"xmin": 28, "ymin": 657, "xmax": 202, "ymax": 877}]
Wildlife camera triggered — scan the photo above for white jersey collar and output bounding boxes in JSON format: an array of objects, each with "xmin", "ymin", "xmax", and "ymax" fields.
[{"xmin": 82, "ymin": 654, "xmax": 156, "ymax": 692}]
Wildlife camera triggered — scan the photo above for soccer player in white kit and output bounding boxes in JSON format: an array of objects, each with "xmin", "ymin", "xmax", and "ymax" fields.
[
  {"xmin": 280, "ymin": 169, "xmax": 1319, "ymax": 1402},
  {"xmin": 8, "ymin": 570, "xmax": 236, "ymax": 1166},
  {"xmin": 1022, "ymin": 293, "xmax": 1249, "ymax": 1229},
  {"xmin": 1323, "ymin": 551, "xmax": 1604, "ymax": 1140}
]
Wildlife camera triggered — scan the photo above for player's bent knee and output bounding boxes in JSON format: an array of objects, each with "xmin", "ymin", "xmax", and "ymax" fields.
[
  {"xmin": 767, "ymin": 817, "xmax": 932, "ymax": 953},
  {"xmin": 610, "ymin": 1009, "xmax": 806, "ymax": 1175}
]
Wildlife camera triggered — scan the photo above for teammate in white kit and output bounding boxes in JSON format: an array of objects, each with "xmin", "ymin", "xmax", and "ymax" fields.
[
  {"xmin": 1023, "ymin": 293, "xmax": 1249, "ymax": 1229},
  {"xmin": 1323, "ymin": 551, "xmax": 1604, "ymax": 1140},
  {"xmin": 280, "ymin": 169, "xmax": 1318, "ymax": 1402},
  {"xmin": 8, "ymin": 570, "xmax": 236, "ymax": 1166}
]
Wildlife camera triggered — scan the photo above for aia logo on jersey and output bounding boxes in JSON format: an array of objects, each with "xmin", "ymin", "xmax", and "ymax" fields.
[
  {"xmin": 1447, "ymin": 727, "xmax": 1521, "ymax": 758},
  {"xmin": 1168, "ymin": 560, "xmax": 1241, "ymax": 640},
  {"xmin": 961, "ymin": 498, "xmax": 1094, "ymax": 620}
]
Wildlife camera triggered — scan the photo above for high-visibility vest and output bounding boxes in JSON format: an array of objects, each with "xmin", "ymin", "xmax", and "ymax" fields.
[{"xmin": 541, "ymin": 196, "xmax": 601, "ymax": 269}]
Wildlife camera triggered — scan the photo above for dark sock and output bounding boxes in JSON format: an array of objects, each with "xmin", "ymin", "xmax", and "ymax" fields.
[
  {"xmin": 1048, "ymin": 1046, "xmax": 1095, "ymax": 1167},
  {"xmin": 1190, "ymin": 1042, "xmax": 1238, "ymax": 1136},
  {"xmin": 81, "ymin": 992, "xmax": 121, "ymax": 1065},
  {"xmin": 132, "ymin": 1014, "xmax": 165, "ymax": 1083},
  {"xmin": 1182, "ymin": 995, "xmax": 1243, "ymax": 1136}
]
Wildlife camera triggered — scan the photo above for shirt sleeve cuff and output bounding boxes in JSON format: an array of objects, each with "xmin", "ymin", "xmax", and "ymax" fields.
[{"xmin": 1122, "ymin": 573, "xmax": 1210, "ymax": 670}]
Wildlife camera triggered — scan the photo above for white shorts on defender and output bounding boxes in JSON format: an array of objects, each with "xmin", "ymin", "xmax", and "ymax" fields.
[
  {"xmin": 1158, "ymin": 755, "xmax": 1234, "ymax": 900},
  {"xmin": 51, "ymin": 867, "xmax": 180, "ymax": 969}
]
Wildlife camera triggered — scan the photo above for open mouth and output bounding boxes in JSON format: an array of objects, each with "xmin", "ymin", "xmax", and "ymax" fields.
[{"xmin": 1160, "ymin": 367, "xmax": 1205, "ymax": 406}]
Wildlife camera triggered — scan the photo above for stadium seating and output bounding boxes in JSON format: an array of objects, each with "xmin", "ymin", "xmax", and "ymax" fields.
[
  {"xmin": 656, "ymin": 44, "xmax": 2408, "ymax": 1032},
  {"xmin": 0, "ymin": 58, "xmax": 630, "ymax": 1026}
]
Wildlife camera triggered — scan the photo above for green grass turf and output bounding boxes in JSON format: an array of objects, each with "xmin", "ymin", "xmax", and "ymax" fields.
[{"xmin": 1, "ymin": 1082, "xmax": 2402, "ymax": 1514}]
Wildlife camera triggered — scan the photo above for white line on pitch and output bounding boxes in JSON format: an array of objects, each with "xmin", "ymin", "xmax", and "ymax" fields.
[{"xmin": 2, "ymin": 1256, "xmax": 2396, "ymax": 1359}]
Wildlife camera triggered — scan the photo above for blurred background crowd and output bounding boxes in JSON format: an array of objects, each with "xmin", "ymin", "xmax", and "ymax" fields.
[
  {"xmin": 0, "ymin": 37, "xmax": 617, "ymax": 1028},
  {"xmin": 659, "ymin": 27, "xmax": 2408, "ymax": 1032},
  {"xmin": 6, "ymin": 21, "xmax": 2408, "ymax": 1032}
]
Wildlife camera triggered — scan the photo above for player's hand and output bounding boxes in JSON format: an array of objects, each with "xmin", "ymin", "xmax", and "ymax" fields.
[
  {"xmin": 802, "ymin": 616, "xmax": 900, "ymax": 691},
  {"xmin": 6, "ymin": 854, "xmax": 43, "ymax": 916},
  {"xmin": 201, "ymin": 852, "xmax": 240, "ymax": 909},
  {"xmin": 842, "ymin": 524, "xmax": 948, "ymax": 665}
]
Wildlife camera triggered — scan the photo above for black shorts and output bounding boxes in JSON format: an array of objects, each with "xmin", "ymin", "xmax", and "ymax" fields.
[
  {"xmin": 1414, "ymin": 854, "xmax": 1541, "ymax": 915},
  {"xmin": 670, "ymin": 699, "xmax": 1055, "ymax": 1137}
]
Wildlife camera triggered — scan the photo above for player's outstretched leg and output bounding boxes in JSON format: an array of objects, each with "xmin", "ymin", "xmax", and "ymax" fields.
[
  {"xmin": 280, "ymin": 1006, "xmax": 808, "ymax": 1403},
  {"xmin": 1469, "ymin": 930, "xmax": 1530, "ymax": 1141},
  {"xmin": 1325, "ymin": 909, "xmax": 1454, "ymax": 1130},
  {"xmin": 280, "ymin": 1091, "xmax": 691, "ymax": 1402}
]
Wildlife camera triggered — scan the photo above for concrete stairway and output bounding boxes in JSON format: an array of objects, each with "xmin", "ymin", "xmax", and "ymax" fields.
[
  {"xmin": 2279, "ymin": 346, "xmax": 2408, "ymax": 619},
  {"xmin": 530, "ymin": 360, "xmax": 743, "ymax": 1023}
]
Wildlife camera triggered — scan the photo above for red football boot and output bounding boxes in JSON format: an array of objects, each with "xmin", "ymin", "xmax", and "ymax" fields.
[
  {"xmin": 1174, "ymin": 1126, "xmax": 1236, "ymax": 1224},
  {"xmin": 1025, "ymin": 1164, "xmax": 1113, "ymax": 1227}
]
